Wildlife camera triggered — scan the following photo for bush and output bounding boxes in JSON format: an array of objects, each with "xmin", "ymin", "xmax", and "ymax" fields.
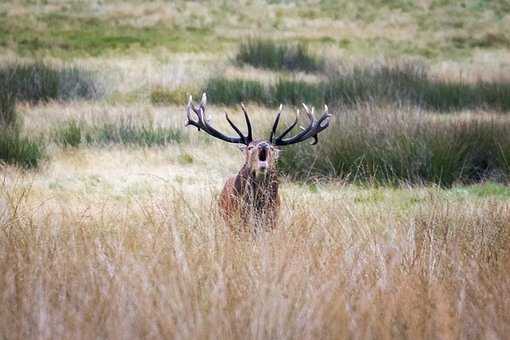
[
  {"xmin": 236, "ymin": 39, "xmax": 324, "ymax": 72},
  {"xmin": 277, "ymin": 104, "xmax": 510, "ymax": 186},
  {"xmin": 0, "ymin": 62, "xmax": 99, "ymax": 103}
]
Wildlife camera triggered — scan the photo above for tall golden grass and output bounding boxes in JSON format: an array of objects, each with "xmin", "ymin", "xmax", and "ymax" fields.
[{"xmin": 1, "ymin": 171, "xmax": 509, "ymax": 339}]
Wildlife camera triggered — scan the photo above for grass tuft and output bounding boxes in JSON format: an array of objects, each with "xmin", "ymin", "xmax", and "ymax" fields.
[
  {"xmin": 236, "ymin": 39, "xmax": 324, "ymax": 72},
  {"xmin": 55, "ymin": 120, "xmax": 82, "ymax": 148},
  {"xmin": 204, "ymin": 77, "xmax": 268, "ymax": 106},
  {"xmin": 0, "ymin": 62, "xmax": 99, "ymax": 103},
  {"xmin": 150, "ymin": 86, "xmax": 196, "ymax": 106},
  {"xmin": 0, "ymin": 83, "xmax": 17, "ymax": 128},
  {"xmin": 204, "ymin": 62, "xmax": 510, "ymax": 111},
  {"xmin": 54, "ymin": 119, "xmax": 186, "ymax": 147},
  {"xmin": 0, "ymin": 129, "xmax": 43, "ymax": 168},
  {"xmin": 278, "ymin": 104, "xmax": 510, "ymax": 186},
  {"xmin": 0, "ymin": 85, "xmax": 43, "ymax": 168}
]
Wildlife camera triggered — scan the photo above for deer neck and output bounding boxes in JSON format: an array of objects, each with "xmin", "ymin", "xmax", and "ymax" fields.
[{"xmin": 238, "ymin": 164, "xmax": 278, "ymax": 196}]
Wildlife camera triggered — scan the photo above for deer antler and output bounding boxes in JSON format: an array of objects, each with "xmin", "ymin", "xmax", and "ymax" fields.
[
  {"xmin": 185, "ymin": 93, "xmax": 253, "ymax": 145},
  {"xmin": 270, "ymin": 103, "xmax": 331, "ymax": 146}
]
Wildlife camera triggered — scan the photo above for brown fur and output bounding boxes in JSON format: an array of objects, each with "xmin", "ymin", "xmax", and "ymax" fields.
[
  {"xmin": 185, "ymin": 95, "xmax": 331, "ymax": 232},
  {"xmin": 219, "ymin": 141, "xmax": 280, "ymax": 231}
]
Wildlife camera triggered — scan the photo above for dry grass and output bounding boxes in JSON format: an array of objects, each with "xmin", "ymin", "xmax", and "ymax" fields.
[
  {"xmin": 1, "ymin": 145, "xmax": 510, "ymax": 339},
  {"xmin": 2, "ymin": 1, "xmax": 510, "ymax": 338}
]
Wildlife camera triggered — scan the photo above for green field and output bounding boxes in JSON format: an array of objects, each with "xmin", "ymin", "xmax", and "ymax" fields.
[{"xmin": 1, "ymin": 1, "xmax": 510, "ymax": 339}]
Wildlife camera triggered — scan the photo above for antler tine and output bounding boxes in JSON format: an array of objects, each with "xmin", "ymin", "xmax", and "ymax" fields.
[
  {"xmin": 184, "ymin": 93, "xmax": 252, "ymax": 145},
  {"xmin": 185, "ymin": 94, "xmax": 201, "ymax": 130},
  {"xmin": 301, "ymin": 103, "xmax": 315, "ymax": 120},
  {"xmin": 272, "ymin": 103, "xmax": 332, "ymax": 146},
  {"xmin": 240, "ymin": 103, "xmax": 253, "ymax": 143},
  {"xmin": 225, "ymin": 111, "xmax": 248, "ymax": 143},
  {"xmin": 200, "ymin": 92, "xmax": 207, "ymax": 109},
  {"xmin": 275, "ymin": 108, "xmax": 299, "ymax": 141},
  {"xmin": 269, "ymin": 104, "xmax": 283, "ymax": 143}
]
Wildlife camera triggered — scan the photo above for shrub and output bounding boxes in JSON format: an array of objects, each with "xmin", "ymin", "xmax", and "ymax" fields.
[
  {"xmin": 277, "ymin": 104, "xmax": 510, "ymax": 186},
  {"xmin": 236, "ymin": 39, "xmax": 324, "ymax": 72}
]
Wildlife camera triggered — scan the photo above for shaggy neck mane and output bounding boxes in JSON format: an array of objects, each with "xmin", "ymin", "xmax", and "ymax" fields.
[{"xmin": 236, "ymin": 163, "xmax": 279, "ymax": 201}]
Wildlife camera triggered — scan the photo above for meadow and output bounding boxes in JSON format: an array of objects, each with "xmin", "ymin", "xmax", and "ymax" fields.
[{"xmin": 1, "ymin": 1, "xmax": 510, "ymax": 339}]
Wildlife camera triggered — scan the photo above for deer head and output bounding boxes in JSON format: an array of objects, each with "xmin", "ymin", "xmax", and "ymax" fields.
[
  {"xmin": 185, "ymin": 93, "xmax": 332, "ymax": 177},
  {"xmin": 241, "ymin": 140, "xmax": 278, "ymax": 178}
]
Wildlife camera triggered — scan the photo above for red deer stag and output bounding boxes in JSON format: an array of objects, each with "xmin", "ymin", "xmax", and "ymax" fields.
[{"xmin": 185, "ymin": 93, "xmax": 331, "ymax": 231}]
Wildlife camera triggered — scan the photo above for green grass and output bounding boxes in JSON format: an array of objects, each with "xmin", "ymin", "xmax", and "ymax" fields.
[
  {"xmin": 204, "ymin": 78, "xmax": 268, "ymax": 106},
  {"xmin": 0, "ymin": 81, "xmax": 17, "ymax": 128},
  {"xmin": 150, "ymin": 86, "xmax": 197, "ymax": 106},
  {"xmin": 205, "ymin": 62, "xmax": 510, "ymax": 111},
  {"xmin": 203, "ymin": 77, "xmax": 323, "ymax": 106},
  {"xmin": 0, "ymin": 13, "xmax": 230, "ymax": 58},
  {"xmin": 1, "ymin": 1, "xmax": 509, "ymax": 60},
  {"xmin": 235, "ymin": 39, "xmax": 324, "ymax": 72},
  {"xmin": 0, "ymin": 129, "xmax": 43, "ymax": 169},
  {"xmin": 0, "ymin": 84, "xmax": 43, "ymax": 168},
  {"xmin": 55, "ymin": 120, "xmax": 82, "ymax": 148},
  {"xmin": 54, "ymin": 119, "xmax": 186, "ymax": 147},
  {"xmin": 315, "ymin": 1, "xmax": 510, "ymax": 59},
  {"xmin": 450, "ymin": 182, "xmax": 510, "ymax": 199},
  {"xmin": 0, "ymin": 63, "xmax": 99, "ymax": 103},
  {"xmin": 277, "ymin": 105, "xmax": 510, "ymax": 186}
]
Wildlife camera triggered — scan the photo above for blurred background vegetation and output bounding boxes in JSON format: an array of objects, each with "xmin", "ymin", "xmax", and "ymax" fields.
[
  {"xmin": 1, "ymin": 0, "xmax": 510, "ymax": 185},
  {"xmin": 1, "ymin": 0, "xmax": 509, "ymax": 59}
]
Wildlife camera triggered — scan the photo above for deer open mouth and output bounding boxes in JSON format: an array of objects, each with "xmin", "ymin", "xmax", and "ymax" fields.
[
  {"xmin": 257, "ymin": 148, "xmax": 269, "ymax": 173},
  {"xmin": 258, "ymin": 148, "xmax": 268, "ymax": 162}
]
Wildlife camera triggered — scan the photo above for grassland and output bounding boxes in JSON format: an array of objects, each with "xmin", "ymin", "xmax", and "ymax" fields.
[
  {"xmin": 1, "ymin": 1, "xmax": 509, "ymax": 59},
  {"xmin": 2, "ymin": 149, "xmax": 510, "ymax": 339},
  {"xmin": 1, "ymin": 1, "xmax": 510, "ymax": 339}
]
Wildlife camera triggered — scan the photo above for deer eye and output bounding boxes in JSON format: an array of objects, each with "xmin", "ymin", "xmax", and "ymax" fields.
[{"xmin": 248, "ymin": 146, "xmax": 254, "ymax": 150}]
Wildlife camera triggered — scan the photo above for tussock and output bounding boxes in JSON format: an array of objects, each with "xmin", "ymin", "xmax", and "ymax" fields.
[
  {"xmin": 0, "ymin": 62, "xmax": 100, "ymax": 103},
  {"xmin": 235, "ymin": 39, "xmax": 324, "ymax": 73},
  {"xmin": 204, "ymin": 62, "xmax": 510, "ymax": 111},
  {"xmin": 279, "ymin": 103, "xmax": 510, "ymax": 185}
]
